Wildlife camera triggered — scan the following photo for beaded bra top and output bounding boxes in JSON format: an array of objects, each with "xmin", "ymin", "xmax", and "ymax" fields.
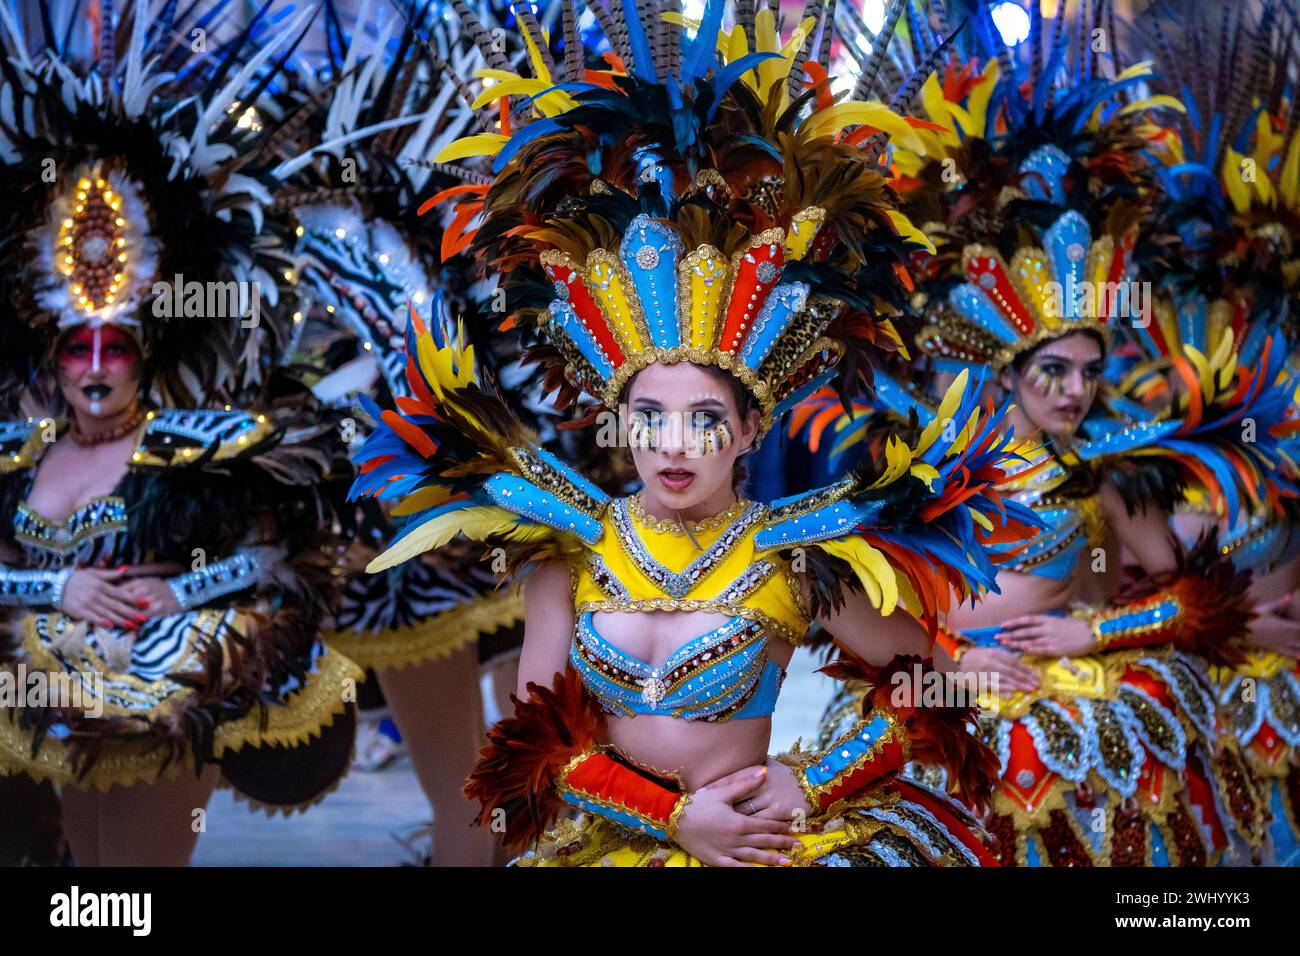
[
  {"xmin": 0, "ymin": 410, "xmax": 275, "ymax": 571},
  {"xmin": 14, "ymin": 495, "xmax": 130, "ymax": 570},
  {"xmin": 570, "ymin": 496, "xmax": 806, "ymax": 722},
  {"xmin": 987, "ymin": 447, "xmax": 1104, "ymax": 581}
]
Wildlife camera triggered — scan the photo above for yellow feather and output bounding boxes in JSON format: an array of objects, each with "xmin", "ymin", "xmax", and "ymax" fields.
[
  {"xmin": 660, "ymin": 11, "xmax": 700, "ymax": 30},
  {"xmin": 1184, "ymin": 344, "xmax": 1215, "ymax": 399},
  {"xmin": 1281, "ymin": 133, "xmax": 1300, "ymax": 208},
  {"xmin": 1117, "ymin": 94, "xmax": 1185, "ymax": 117},
  {"xmin": 910, "ymin": 462, "xmax": 940, "ymax": 490},
  {"xmin": 917, "ymin": 369, "xmax": 969, "ymax": 455},
  {"xmin": 1222, "ymin": 147, "xmax": 1252, "ymax": 213},
  {"xmin": 967, "ymin": 505, "xmax": 993, "ymax": 533},
  {"xmin": 1210, "ymin": 328, "xmax": 1235, "ymax": 393},
  {"xmin": 471, "ymin": 77, "xmax": 576, "ymax": 114},
  {"xmin": 367, "ymin": 507, "xmax": 523, "ymax": 572},
  {"xmin": 867, "ymin": 434, "xmax": 915, "ymax": 489},
  {"xmin": 887, "ymin": 210, "xmax": 936, "ymax": 254},
  {"xmin": 802, "ymin": 103, "xmax": 925, "ymax": 153},
  {"xmin": 817, "ymin": 538, "xmax": 900, "ymax": 615},
  {"xmin": 1114, "ymin": 60, "xmax": 1156, "ymax": 82},
  {"xmin": 435, "ymin": 133, "xmax": 509, "ymax": 163},
  {"xmin": 390, "ymin": 485, "xmax": 457, "ymax": 517},
  {"xmin": 966, "ymin": 60, "xmax": 1000, "ymax": 135},
  {"xmin": 519, "ymin": 21, "xmax": 553, "ymax": 86},
  {"xmin": 726, "ymin": 25, "xmax": 748, "ymax": 66},
  {"xmin": 920, "ymin": 72, "xmax": 951, "ymax": 129}
]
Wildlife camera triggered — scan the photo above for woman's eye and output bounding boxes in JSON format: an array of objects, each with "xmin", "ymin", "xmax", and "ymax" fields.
[
  {"xmin": 1083, "ymin": 366, "xmax": 1102, "ymax": 380},
  {"xmin": 690, "ymin": 411, "xmax": 718, "ymax": 428},
  {"xmin": 1037, "ymin": 363, "xmax": 1065, "ymax": 378}
]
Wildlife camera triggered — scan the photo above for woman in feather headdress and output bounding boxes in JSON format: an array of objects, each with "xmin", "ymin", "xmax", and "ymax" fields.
[
  {"xmin": 349, "ymin": 0, "xmax": 1042, "ymax": 866},
  {"xmin": 0, "ymin": 1, "xmax": 361, "ymax": 864},
  {"xmin": 803, "ymin": 0, "xmax": 1268, "ymax": 866}
]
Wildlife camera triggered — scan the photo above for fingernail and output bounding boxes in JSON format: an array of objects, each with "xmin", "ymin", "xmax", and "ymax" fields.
[
  {"xmin": 781, "ymin": 858, "xmax": 793, "ymax": 867},
  {"xmin": 754, "ymin": 767, "xmax": 766, "ymax": 779},
  {"xmin": 117, "ymin": 565, "xmax": 128, "ymax": 572},
  {"xmin": 133, "ymin": 614, "xmax": 146, "ymax": 624},
  {"xmin": 101, "ymin": 619, "xmax": 112, "ymax": 628},
  {"xmin": 136, "ymin": 599, "xmax": 149, "ymax": 609}
]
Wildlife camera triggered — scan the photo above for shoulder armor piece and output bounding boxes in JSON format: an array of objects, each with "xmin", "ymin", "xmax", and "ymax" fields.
[
  {"xmin": 130, "ymin": 408, "xmax": 275, "ymax": 468},
  {"xmin": 1074, "ymin": 417, "xmax": 1180, "ymax": 461},
  {"xmin": 483, "ymin": 446, "xmax": 610, "ymax": 545},
  {"xmin": 755, "ymin": 477, "xmax": 874, "ymax": 550},
  {"xmin": 0, "ymin": 418, "xmax": 56, "ymax": 473}
]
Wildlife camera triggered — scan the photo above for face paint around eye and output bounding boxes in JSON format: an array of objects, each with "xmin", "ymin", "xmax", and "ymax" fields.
[
  {"xmin": 627, "ymin": 412, "xmax": 660, "ymax": 451},
  {"xmin": 56, "ymin": 324, "xmax": 141, "ymax": 371},
  {"xmin": 687, "ymin": 419, "xmax": 734, "ymax": 458},
  {"xmin": 1025, "ymin": 362, "xmax": 1066, "ymax": 396}
]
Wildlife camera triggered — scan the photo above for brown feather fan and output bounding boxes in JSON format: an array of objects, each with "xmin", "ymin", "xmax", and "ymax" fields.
[{"xmin": 463, "ymin": 668, "xmax": 607, "ymax": 853}]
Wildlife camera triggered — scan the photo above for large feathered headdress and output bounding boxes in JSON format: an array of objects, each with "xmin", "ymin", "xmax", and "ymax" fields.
[
  {"xmin": 430, "ymin": 0, "xmax": 940, "ymax": 435},
  {"xmin": 1139, "ymin": 0, "xmax": 1300, "ymax": 338},
  {"xmin": 269, "ymin": 0, "xmax": 494, "ymax": 405},
  {"xmin": 877, "ymin": 0, "xmax": 1179, "ymax": 374},
  {"xmin": 0, "ymin": 0, "xmax": 318, "ymax": 409}
]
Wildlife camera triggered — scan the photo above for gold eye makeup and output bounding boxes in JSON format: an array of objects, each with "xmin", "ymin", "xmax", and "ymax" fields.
[
  {"xmin": 627, "ymin": 410, "xmax": 662, "ymax": 450},
  {"xmin": 687, "ymin": 418, "xmax": 734, "ymax": 457},
  {"xmin": 1025, "ymin": 357, "xmax": 1101, "ymax": 399}
]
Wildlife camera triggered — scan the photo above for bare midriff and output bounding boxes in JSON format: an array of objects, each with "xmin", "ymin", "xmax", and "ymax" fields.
[{"xmin": 592, "ymin": 608, "xmax": 794, "ymax": 791}]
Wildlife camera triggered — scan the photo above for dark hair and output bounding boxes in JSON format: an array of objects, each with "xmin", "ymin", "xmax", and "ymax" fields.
[{"xmin": 1009, "ymin": 329, "xmax": 1107, "ymax": 374}]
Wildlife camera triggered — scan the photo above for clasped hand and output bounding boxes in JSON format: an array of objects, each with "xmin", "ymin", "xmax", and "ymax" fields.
[
  {"xmin": 61, "ymin": 564, "xmax": 184, "ymax": 630},
  {"xmin": 671, "ymin": 758, "xmax": 811, "ymax": 867}
]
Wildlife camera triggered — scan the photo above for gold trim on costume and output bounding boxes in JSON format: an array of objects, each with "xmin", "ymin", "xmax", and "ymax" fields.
[
  {"xmin": 575, "ymin": 596, "xmax": 803, "ymax": 646},
  {"xmin": 627, "ymin": 492, "xmax": 751, "ymax": 535},
  {"xmin": 0, "ymin": 647, "xmax": 363, "ymax": 791},
  {"xmin": 323, "ymin": 588, "xmax": 523, "ymax": 671}
]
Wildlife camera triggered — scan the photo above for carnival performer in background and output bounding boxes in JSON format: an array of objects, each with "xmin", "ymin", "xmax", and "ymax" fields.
[
  {"xmin": 1134, "ymin": 1, "xmax": 1300, "ymax": 865},
  {"xmin": 0, "ymin": 1, "xmax": 361, "ymax": 865},
  {"xmin": 803, "ymin": 0, "xmax": 1266, "ymax": 865},
  {"xmin": 269, "ymin": 1, "xmax": 530, "ymax": 866},
  {"xmin": 347, "ymin": 0, "xmax": 1048, "ymax": 867}
]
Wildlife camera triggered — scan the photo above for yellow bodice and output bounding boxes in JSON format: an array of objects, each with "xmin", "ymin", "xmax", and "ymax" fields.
[{"xmin": 571, "ymin": 496, "xmax": 810, "ymax": 645}]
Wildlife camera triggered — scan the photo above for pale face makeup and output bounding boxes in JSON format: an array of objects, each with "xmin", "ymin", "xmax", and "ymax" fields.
[
  {"xmin": 625, "ymin": 362, "xmax": 759, "ymax": 521},
  {"xmin": 55, "ymin": 323, "xmax": 143, "ymax": 424},
  {"xmin": 1001, "ymin": 332, "xmax": 1104, "ymax": 440}
]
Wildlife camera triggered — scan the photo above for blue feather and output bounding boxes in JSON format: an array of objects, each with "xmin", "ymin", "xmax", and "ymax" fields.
[
  {"xmin": 682, "ymin": 0, "xmax": 726, "ymax": 82},
  {"xmin": 623, "ymin": 0, "xmax": 658, "ymax": 83}
]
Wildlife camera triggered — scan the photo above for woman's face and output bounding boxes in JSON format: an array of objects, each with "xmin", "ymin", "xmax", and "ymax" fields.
[
  {"xmin": 55, "ymin": 324, "xmax": 143, "ymax": 421},
  {"xmin": 1001, "ymin": 332, "xmax": 1104, "ymax": 439},
  {"xmin": 624, "ymin": 362, "xmax": 759, "ymax": 512}
]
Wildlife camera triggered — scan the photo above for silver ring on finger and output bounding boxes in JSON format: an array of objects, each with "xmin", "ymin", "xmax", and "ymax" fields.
[{"xmin": 743, "ymin": 798, "xmax": 758, "ymax": 815}]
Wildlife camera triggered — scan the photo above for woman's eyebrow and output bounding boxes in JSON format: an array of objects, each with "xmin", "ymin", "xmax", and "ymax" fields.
[
  {"xmin": 690, "ymin": 396, "xmax": 727, "ymax": 409},
  {"xmin": 630, "ymin": 398, "xmax": 663, "ymax": 409}
]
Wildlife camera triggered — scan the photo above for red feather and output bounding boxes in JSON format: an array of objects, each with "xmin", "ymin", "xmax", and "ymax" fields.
[
  {"xmin": 462, "ymin": 669, "xmax": 606, "ymax": 853},
  {"xmin": 819, "ymin": 650, "xmax": 1001, "ymax": 810}
]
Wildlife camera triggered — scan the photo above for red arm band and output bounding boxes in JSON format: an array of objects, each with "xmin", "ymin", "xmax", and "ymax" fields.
[
  {"xmin": 1082, "ymin": 536, "xmax": 1251, "ymax": 663},
  {"xmin": 557, "ymin": 749, "xmax": 687, "ymax": 840}
]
